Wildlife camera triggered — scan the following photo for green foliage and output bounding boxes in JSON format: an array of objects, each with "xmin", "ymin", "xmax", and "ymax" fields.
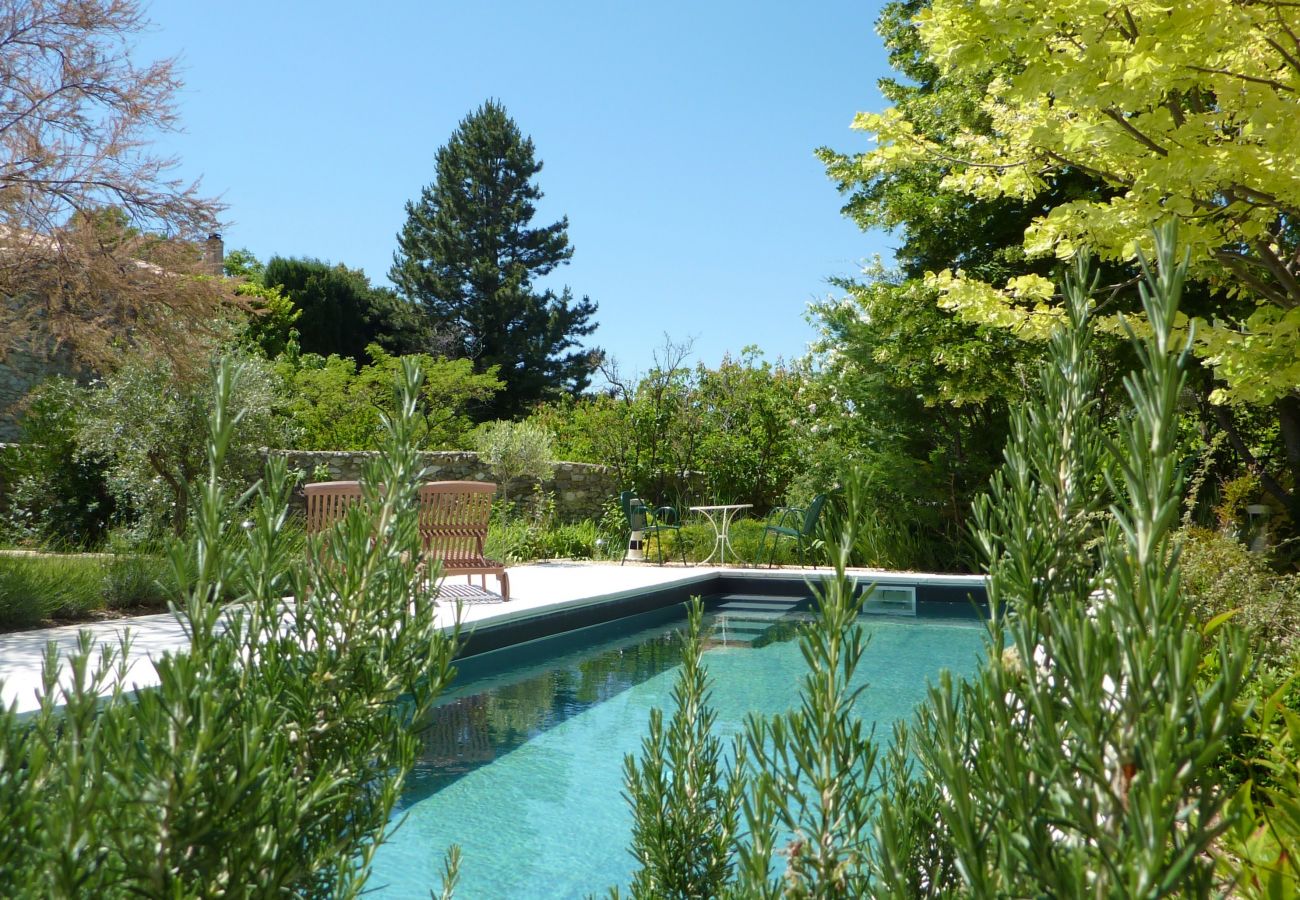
[
  {"xmin": 275, "ymin": 343, "xmax": 501, "ymax": 451},
  {"xmin": 869, "ymin": 230, "xmax": 1250, "ymax": 895},
  {"xmin": 1, "ymin": 378, "xmax": 115, "ymax": 547},
  {"xmin": 622, "ymin": 229, "xmax": 1259, "ymax": 895},
  {"xmin": 390, "ymin": 99, "xmax": 600, "ymax": 418},
  {"xmin": 1180, "ymin": 526, "xmax": 1300, "ymax": 668},
  {"xmin": 235, "ymin": 279, "xmax": 301, "ymax": 359},
  {"xmin": 802, "ymin": 275, "xmax": 1029, "ymax": 571},
  {"xmin": 77, "ymin": 350, "xmax": 291, "ymax": 537},
  {"xmin": 620, "ymin": 598, "xmax": 745, "ymax": 899},
  {"xmin": 852, "ymin": 0, "xmax": 1300, "ymax": 533},
  {"xmin": 485, "ymin": 491, "xmax": 613, "ymax": 564},
  {"xmin": 731, "ymin": 474, "xmax": 883, "ymax": 896},
  {"xmin": 538, "ymin": 344, "xmax": 806, "ymax": 513},
  {"xmin": 652, "ymin": 519, "xmax": 805, "ymax": 568},
  {"xmin": 222, "ymin": 247, "xmax": 266, "ymax": 282},
  {"xmin": 1219, "ymin": 675, "xmax": 1300, "ymax": 897},
  {"xmin": 474, "ymin": 420, "xmax": 556, "ymax": 500},
  {"xmin": 808, "ymin": 0, "xmax": 1138, "ymax": 571},
  {"xmin": 0, "ymin": 550, "xmax": 176, "ymax": 630},
  {"xmin": 265, "ymin": 255, "xmax": 430, "ymax": 362},
  {"xmin": 0, "ymin": 357, "xmax": 459, "ymax": 895}
]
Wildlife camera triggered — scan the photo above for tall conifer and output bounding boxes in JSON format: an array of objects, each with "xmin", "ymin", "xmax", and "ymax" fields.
[{"xmin": 390, "ymin": 100, "xmax": 600, "ymax": 419}]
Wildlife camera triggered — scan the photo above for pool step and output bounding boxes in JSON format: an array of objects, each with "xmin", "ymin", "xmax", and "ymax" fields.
[{"xmin": 708, "ymin": 594, "xmax": 808, "ymax": 648}]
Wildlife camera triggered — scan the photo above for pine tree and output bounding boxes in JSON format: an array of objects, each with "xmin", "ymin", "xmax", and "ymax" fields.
[{"xmin": 390, "ymin": 100, "xmax": 600, "ymax": 419}]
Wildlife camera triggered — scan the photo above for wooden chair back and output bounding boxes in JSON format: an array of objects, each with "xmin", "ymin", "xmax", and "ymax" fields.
[
  {"xmin": 304, "ymin": 481, "xmax": 364, "ymax": 533},
  {"xmin": 416, "ymin": 481, "xmax": 496, "ymax": 561}
]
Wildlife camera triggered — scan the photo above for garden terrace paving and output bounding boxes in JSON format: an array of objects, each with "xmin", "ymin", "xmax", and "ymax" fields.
[{"xmin": 0, "ymin": 562, "xmax": 986, "ymax": 716}]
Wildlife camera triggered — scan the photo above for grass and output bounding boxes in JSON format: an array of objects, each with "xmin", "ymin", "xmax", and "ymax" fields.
[{"xmin": 0, "ymin": 551, "xmax": 176, "ymax": 630}]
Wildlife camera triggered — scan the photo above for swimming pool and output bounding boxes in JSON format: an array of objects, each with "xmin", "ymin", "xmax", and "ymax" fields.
[{"xmin": 369, "ymin": 591, "xmax": 986, "ymax": 897}]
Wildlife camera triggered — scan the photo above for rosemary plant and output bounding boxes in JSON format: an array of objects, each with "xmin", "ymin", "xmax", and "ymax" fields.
[
  {"xmin": 0, "ymin": 358, "xmax": 458, "ymax": 897},
  {"xmin": 871, "ymin": 224, "xmax": 1250, "ymax": 896},
  {"xmin": 618, "ymin": 224, "xmax": 1252, "ymax": 898},
  {"xmin": 619, "ymin": 598, "xmax": 746, "ymax": 899}
]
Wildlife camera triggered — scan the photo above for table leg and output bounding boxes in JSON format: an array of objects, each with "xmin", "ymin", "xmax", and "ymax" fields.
[
  {"xmin": 696, "ymin": 509, "xmax": 724, "ymax": 565},
  {"xmin": 719, "ymin": 506, "xmax": 741, "ymax": 566}
]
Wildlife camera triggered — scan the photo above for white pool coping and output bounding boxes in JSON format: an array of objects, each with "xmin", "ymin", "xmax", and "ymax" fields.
[{"xmin": 0, "ymin": 562, "xmax": 986, "ymax": 716}]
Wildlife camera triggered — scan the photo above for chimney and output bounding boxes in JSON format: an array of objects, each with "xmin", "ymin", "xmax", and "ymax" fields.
[{"xmin": 203, "ymin": 233, "xmax": 225, "ymax": 277}]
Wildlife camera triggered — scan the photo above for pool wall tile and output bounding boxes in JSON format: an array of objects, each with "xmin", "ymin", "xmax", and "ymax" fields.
[{"xmin": 456, "ymin": 568, "xmax": 988, "ymax": 662}]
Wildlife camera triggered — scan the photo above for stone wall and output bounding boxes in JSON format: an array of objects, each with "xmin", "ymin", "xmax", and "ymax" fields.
[
  {"xmin": 267, "ymin": 449, "xmax": 619, "ymax": 523},
  {"xmin": 0, "ymin": 341, "xmax": 78, "ymax": 442}
]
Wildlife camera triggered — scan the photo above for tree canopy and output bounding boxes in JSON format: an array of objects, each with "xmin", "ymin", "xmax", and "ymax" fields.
[
  {"xmin": 810, "ymin": 0, "xmax": 1118, "ymax": 560},
  {"xmin": 273, "ymin": 344, "xmax": 501, "ymax": 451},
  {"xmin": 390, "ymin": 100, "xmax": 600, "ymax": 419},
  {"xmin": 849, "ymin": 0, "xmax": 1300, "ymax": 527},
  {"xmin": 263, "ymin": 256, "xmax": 429, "ymax": 363}
]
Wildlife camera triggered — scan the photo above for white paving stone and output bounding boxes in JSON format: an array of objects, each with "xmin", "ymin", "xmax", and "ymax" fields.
[{"xmin": 0, "ymin": 563, "xmax": 713, "ymax": 715}]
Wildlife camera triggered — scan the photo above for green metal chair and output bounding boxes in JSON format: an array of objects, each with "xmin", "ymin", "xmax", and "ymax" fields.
[
  {"xmin": 618, "ymin": 490, "xmax": 687, "ymax": 566},
  {"xmin": 755, "ymin": 493, "xmax": 829, "ymax": 568}
]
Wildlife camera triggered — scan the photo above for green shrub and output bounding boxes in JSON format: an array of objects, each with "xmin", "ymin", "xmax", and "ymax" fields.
[
  {"xmin": 101, "ymin": 552, "xmax": 177, "ymax": 612},
  {"xmin": 273, "ymin": 343, "xmax": 501, "ymax": 451},
  {"xmin": 1181, "ymin": 527, "xmax": 1300, "ymax": 667},
  {"xmin": 534, "ymin": 345, "xmax": 807, "ymax": 516},
  {"xmin": 474, "ymin": 420, "xmax": 557, "ymax": 503},
  {"xmin": 78, "ymin": 350, "xmax": 291, "ymax": 538},
  {"xmin": 1, "ymin": 378, "xmax": 116, "ymax": 548},
  {"xmin": 1214, "ymin": 662, "xmax": 1300, "ymax": 896},
  {"xmin": 0, "ymin": 549, "xmax": 177, "ymax": 629},
  {"xmin": 486, "ymin": 513, "xmax": 608, "ymax": 563},
  {"xmin": 0, "ymin": 358, "xmax": 460, "ymax": 895},
  {"xmin": 543, "ymin": 520, "xmax": 602, "ymax": 560},
  {"xmin": 0, "ymin": 554, "xmax": 108, "ymax": 627},
  {"xmin": 651, "ymin": 519, "xmax": 805, "ymax": 567}
]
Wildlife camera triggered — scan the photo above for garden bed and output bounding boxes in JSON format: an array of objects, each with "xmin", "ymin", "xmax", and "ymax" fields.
[{"xmin": 0, "ymin": 550, "xmax": 175, "ymax": 631}]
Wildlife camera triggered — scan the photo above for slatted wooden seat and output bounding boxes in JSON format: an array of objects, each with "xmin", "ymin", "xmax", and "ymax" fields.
[
  {"xmin": 304, "ymin": 480, "xmax": 365, "ymax": 534},
  {"xmin": 417, "ymin": 481, "xmax": 509, "ymax": 601}
]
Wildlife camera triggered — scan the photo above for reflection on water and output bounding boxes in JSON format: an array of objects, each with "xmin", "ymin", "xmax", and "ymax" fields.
[
  {"xmin": 403, "ymin": 611, "xmax": 689, "ymax": 805},
  {"xmin": 376, "ymin": 598, "xmax": 985, "ymax": 898}
]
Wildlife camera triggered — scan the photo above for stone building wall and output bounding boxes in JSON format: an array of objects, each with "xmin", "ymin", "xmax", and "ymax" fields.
[
  {"xmin": 267, "ymin": 449, "xmax": 619, "ymax": 523},
  {"xmin": 0, "ymin": 341, "xmax": 78, "ymax": 442}
]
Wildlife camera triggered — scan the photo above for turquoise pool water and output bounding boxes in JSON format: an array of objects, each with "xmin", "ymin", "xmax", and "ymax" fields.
[{"xmin": 369, "ymin": 600, "xmax": 985, "ymax": 898}]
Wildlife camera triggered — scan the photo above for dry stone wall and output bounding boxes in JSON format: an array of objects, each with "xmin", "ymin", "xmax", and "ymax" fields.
[
  {"xmin": 0, "ymin": 342, "xmax": 78, "ymax": 442},
  {"xmin": 267, "ymin": 449, "xmax": 619, "ymax": 523}
]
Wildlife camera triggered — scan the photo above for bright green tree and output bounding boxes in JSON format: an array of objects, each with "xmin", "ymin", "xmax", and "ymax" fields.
[
  {"xmin": 811, "ymin": 0, "xmax": 1134, "ymax": 566},
  {"xmin": 855, "ymin": 0, "xmax": 1300, "ymax": 527},
  {"xmin": 275, "ymin": 344, "xmax": 501, "ymax": 451},
  {"xmin": 390, "ymin": 100, "xmax": 601, "ymax": 419}
]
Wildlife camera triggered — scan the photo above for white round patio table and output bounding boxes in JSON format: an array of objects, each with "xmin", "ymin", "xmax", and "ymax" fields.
[{"xmin": 688, "ymin": 503, "xmax": 753, "ymax": 566}]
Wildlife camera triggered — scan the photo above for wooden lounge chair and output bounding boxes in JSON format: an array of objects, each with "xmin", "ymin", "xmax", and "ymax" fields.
[
  {"xmin": 417, "ymin": 481, "xmax": 509, "ymax": 601},
  {"xmin": 303, "ymin": 480, "xmax": 364, "ymax": 575},
  {"xmin": 304, "ymin": 480, "xmax": 364, "ymax": 534}
]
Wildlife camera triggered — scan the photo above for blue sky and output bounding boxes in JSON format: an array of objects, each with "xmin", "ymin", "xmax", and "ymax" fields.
[{"xmin": 140, "ymin": 1, "xmax": 896, "ymax": 377}]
